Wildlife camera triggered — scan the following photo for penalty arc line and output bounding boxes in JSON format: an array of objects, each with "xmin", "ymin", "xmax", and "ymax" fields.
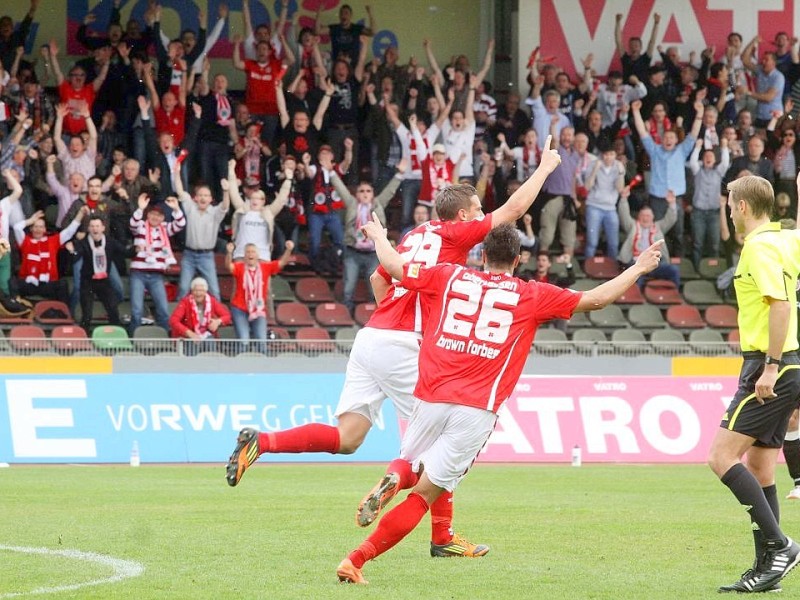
[{"xmin": 0, "ymin": 544, "xmax": 145, "ymax": 598}]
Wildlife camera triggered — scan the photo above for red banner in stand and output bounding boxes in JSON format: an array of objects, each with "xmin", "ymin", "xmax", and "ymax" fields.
[{"xmin": 532, "ymin": 0, "xmax": 796, "ymax": 80}]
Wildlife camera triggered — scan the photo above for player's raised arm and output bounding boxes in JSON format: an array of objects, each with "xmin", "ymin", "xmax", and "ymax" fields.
[
  {"xmin": 362, "ymin": 212, "xmax": 406, "ymax": 281},
  {"xmin": 490, "ymin": 134, "xmax": 561, "ymax": 226},
  {"xmin": 575, "ymin": 240, "xmax": 664, "ymax": 312}
]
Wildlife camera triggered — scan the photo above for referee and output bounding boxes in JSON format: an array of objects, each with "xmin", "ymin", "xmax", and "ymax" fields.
[{"xmin": 708, "ymin": 175, "xmax": 800, "ymax": 593}]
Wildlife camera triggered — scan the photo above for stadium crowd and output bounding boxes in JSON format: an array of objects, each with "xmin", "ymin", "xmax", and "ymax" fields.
[{"xmin": 0, "ymin": 2, "xmax": 795, "ymax": 343}]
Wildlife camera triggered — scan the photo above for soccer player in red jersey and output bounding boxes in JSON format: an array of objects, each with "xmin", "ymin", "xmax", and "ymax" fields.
[
  {"xmin": 335, "ymin": 219, "xmax": 664, "ymax": 584},
  {"xmin": 226, "ymin": 138, "xmax": 562, "ymax": 556}
]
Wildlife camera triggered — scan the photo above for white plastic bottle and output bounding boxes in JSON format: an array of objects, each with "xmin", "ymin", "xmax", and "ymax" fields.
[
  {"xmin": 130, "ymin": 441, "xmax": 140, "ymax": 467},
  {"xmin": 571, "ymin": 445, "xmax": 582, "ymax": 467}
]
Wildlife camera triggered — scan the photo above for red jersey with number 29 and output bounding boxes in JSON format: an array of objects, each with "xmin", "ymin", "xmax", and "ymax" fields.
[
  {"xmin": 366, "ymin": 216, "xmax": 493, "ymax": 332},
  {"xmin": 402, "ymin": 263, "xmax": 582, "ymax": 413}
]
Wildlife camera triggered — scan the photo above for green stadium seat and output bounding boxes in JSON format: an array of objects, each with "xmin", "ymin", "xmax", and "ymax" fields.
[
  {"xmin": 611, "ymin": 328, "xmax": 651, "ymax": 355},
  {"xmin": 650, "ymin": 328, "xmax": 687, "ymax": 355},
  {"xmin": 671, "ymin": 257, "xmax": 700, "ymax": 280},
  {"xmin": 133, "ymin": 325, "xmax": 171, "ymax": 355},
  {"xmin": 572, "ymin": 328, "xmax": 607, "ymax": 355},
  {"xmin": 588, "ymin": 305, "xmax": 627, "ymax": 329},
  {"xmin": 627, "ymin": 304, "xmax": 666, "ymax": 329},
  {"xmin": 270, "ymin": 275, "xmax": 296, "ymax": 302},
  {"xmin": 566, "ymin": 310, "xmax": 590, "ymax": 329},
  {"xmin": 698, "ymin": 257, "xmax": 729, "ymax": 280},
  {"xmin": 533, "ymin": 327, "xmax": 571, "ymax": 355},
  {"xmin": 91, "ymin": 325, "xmax": 134, "ymax": 352},
  {"xmin": 682, "ymin": 280, "xmax": 723, "ymax": 306},
  {"xmin": 335, "ymin": 325, "xmax": 360, "ymax": 353},
  {"xmin": 689, "ymin": 328, "xmax": 727, "ymax": 355}
]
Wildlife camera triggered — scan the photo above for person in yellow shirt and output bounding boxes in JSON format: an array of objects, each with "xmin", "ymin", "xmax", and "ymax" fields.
[{"xmin": 708, "ymin": 175, "xmax": 800, "ymax": 593}]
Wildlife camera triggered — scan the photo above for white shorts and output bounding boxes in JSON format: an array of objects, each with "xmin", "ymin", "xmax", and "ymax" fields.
[
  {"xmin": 400, "ymin": 400, "xmax": 497, "ymax": 492},
  {"xmin": 335, "ymin": 327, "xmax": 421, "ymax": 423}
]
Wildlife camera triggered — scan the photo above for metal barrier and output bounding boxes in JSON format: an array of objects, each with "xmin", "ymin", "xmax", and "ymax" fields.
[{"xmin": 4, "ymin": 337, "xmax": 740, "ymax": 358}]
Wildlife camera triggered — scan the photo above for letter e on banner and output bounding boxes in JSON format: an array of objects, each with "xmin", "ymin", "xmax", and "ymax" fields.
[{"xmin": 6, "ymin": 380, "xmax": 96, "ymax": 458}]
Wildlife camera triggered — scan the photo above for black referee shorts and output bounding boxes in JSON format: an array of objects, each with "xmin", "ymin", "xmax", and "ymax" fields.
[{"xmin": 720, "ymin": 351, "xmax": 800, "ymax": 447}]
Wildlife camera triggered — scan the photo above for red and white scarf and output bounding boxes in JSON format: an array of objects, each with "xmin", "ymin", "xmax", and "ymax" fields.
[
  {"xmin": 243, "ymin": 265, "xmax": 266, "ymax": 321},
  {"xmin": 648, "ymin": 116, "xmax": 672, "ymax": 145},
  {"xmin": 244, "ymin": 139, "xmax": 261, "ymax": 182},
  {"xmin": 429, "ymin": 161, "xmax": 450, "ymax": 194},
  {"xmin": 216, "ymin": 93, "xmax": 232, "ymax": 127},
  {"xmin": 23, "ymin": 237, "xmax": 54, "ymax": 284},
  {"xmin": 632, "ymin": 224, "xmax": 657, "ymax": 258},
  {"xmin": 189, "ymin": 294, "xmax": 213, "ymax": 336},
  {"xmin": 91, "ymin": 235, "xmax": 108, "ymax": 280},
  {"xmin": 354, "ymin": 203, "xmax": 375, "ymax": 251},
  {"xmin": 521, "ymin": 145, "xmax": 540, "ymax": 179},
  {"xmin": 144, "ymin": 223, "xmax": 176, "ymax": 266}
]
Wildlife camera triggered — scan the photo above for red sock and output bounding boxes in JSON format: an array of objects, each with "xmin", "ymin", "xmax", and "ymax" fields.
[
  {"xmin": 429, "ymin": 491, "xmax": 454, "ymax": 545},
  {"xmin": 386, "ymin": 458, "xmax": 419, "ymax": 490},
  {"xmin": 257, "ymin": 424, "xmax": 340, "ymax": 454},
  {"xmin": 348, "ymin": 492, "xmax": 429, "ymax": 568}
]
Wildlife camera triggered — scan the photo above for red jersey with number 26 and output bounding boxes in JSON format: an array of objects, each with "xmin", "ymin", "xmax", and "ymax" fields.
[
  {"xmin": 402, "ymin": 263, "xmax": 582, "ymax": 413},
  {"xmin": 366, "ymin": 216, "xmax": 493, "ymax": 332}
]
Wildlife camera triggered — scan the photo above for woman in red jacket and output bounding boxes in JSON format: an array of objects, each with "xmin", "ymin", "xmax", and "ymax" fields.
[{"xmin": 169, "ymin": 276, "xmax": 232, "ymax": 354}]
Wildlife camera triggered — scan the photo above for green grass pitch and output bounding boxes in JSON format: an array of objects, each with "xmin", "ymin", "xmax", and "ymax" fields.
[{"xmin": 2, "ymin": 463, "xmax": 799, "ymax": 599}]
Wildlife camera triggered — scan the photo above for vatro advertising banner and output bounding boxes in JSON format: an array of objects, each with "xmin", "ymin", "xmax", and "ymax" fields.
[
  {"xmin": 520, "ymin": 0, "xmax": 800, "ymax": 83},
  {"xmin": 481, "ymin": 375, "xmax": 736, "ymax": 463},
  {"xmin": 0, "ymin": 373, "xmax": 738, "ymax": 464}
]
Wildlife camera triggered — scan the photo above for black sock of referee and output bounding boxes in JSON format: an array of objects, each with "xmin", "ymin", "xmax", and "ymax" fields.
[
  {"xmin": 722, "ymin": 464, "xmax": 786, "ymax": 548},
  {"xmin": 764, "ymin": 484, "xmax": 780, "ymax": 523},
  {"xmin": 749, "ymin": 484, "xmax": 782, "ymax": 570},
  {"xmin": 783, "ymin": 438, "xmax": 800, "ymax": 484}
]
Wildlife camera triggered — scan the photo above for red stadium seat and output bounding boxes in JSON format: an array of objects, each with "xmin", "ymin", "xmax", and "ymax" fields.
[
  {"xmin": 665, "ymin": 304, "xmax": 705, "ymax": 329},
  {"xmin": 34, "ymin": 300, "xmax": 74, "ymax": 325},
  {"xmin": 643, "ymin": 280, "xmax": 682, "ymax": 304},
  {"xmin": 295, "ymin": 326, "xmax": 335, "ymax": 354},
  {"xmin": 615, "ymin": 283, "xmax": 644, "ymax": 305},
  {"xmin": 315, "ymin": 302, "xmax": 355, "ymax": 327},
  {"xmin": 295, "ymin": 277, "xmax": 335, "ymax": 303},
  {"xmin": 275, "ymin": 302, "xmax": 316, "ymax": 327},
  {"xmin": 334, "ymin": 279, "xmax": 372, "ymax": 304},
  {"xmin": 704, "ymin": 304, "xmax": 738, "ymax": 329},
  {"xmin": 51, "ymin": 325, "xmax": 92, "ymax": 353},
  {"xmin": 9, "ymin": 324, "xmax": 49, "ymax": 353},
  {"xmin": 354, "ymin": 303, "xmax": 376, "ymax": 326},
  {"xmin": 583, "ymin": 256, "xmax": 621, "ymax": 279},
  {"xmin": 727, "ymin": 329, "xmax": 740, "ymax": 352}
]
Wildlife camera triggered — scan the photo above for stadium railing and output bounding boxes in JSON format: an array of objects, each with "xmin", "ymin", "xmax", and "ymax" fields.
[{"xmin": 3, "ymin": 337, "xmax": 739, "ymax": 358}]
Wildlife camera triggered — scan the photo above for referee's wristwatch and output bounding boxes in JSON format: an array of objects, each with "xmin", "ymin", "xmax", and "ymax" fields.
[{"xmin": 765, "ymin": 355, "xmax": 781, "ymax": 366}]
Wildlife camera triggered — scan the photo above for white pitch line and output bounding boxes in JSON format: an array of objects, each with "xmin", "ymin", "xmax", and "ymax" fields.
[{"xmin": 0, "ymin": 545, "xmax": 145, "ymax": 598}]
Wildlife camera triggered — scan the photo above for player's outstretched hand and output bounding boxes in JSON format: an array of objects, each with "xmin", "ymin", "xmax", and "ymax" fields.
[
  {"xmin": 634, "ymin": 239, "xmax": 664, "ymax": 274},
  {"xmin": 539, "ymin": 135, "xmax": 561, "ymax": 173},
  {"xmin": 361, "ymin": 211, "xmax": 387, "ymax": 242}
]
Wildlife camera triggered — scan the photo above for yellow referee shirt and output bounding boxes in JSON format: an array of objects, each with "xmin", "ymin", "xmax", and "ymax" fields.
[{"xmin": 734, "ymin": 222, "xmax": 800, "ymax": 353}]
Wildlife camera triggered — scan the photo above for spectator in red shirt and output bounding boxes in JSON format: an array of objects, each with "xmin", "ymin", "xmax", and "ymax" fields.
[
  {"xmin": 225, "ymin": 239, "xmax": 294, "ymax": 348},
  {"xmin": 169, "ymin": 276, "xmax": 232, "ymax": 354},
  {"xmin": 232, "ymin": 34, "xmax": 294, "ymax": 148},
  {"xmin": 48, "ymin": 40, "xmax": 108, "ymax": 136},
  {"xmin": 143, "ymin": 58, "xmax": 187, "ymax": 147}
]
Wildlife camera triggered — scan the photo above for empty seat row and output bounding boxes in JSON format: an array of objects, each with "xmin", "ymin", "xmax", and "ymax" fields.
[
  {"xmin": 583, "ymin": 257, "xmax": 729, "ymax": 281},
  {"xmin": 574, "ymin": 303, "xmax": 737, "ymax": 331},
  {"xmin": 571, "ymin": 278, "xmax": 729, "ymax": 307},
  {"xmin": 535, "ymin": 326, "xmax": 738, "ymax": 355}
]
